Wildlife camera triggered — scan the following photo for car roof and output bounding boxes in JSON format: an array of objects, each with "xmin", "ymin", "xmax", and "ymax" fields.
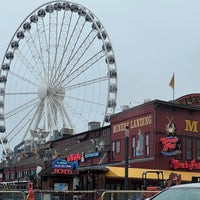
[{"xmin": 170, "ymin": 183, "xmax": 200, "ymax": 189}]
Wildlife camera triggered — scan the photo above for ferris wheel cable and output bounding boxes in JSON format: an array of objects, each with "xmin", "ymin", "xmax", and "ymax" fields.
[
  {"xmin": 14, "ymin": 49, "xmax": 44, "ymax": 83},
  {"xmin": 64, "ymin": 95, "xmax": 106, "ymax": 106},
  {"xmin": 41, "ymin": 96, "xmax": 57, "ymax": 131},
  {"xmin": 55, "ymin": 97, "xmax": 86, "ymax": 134},
  {"xmin": 64, "ymin": 76, "xmax": 108, "ymax": 91},
  {"xmin": 47, "ymin": 12, "xmax": 53, "ymax": 84},
  {"xmin": 42, "ymin": 16, "xmax": 52, "ymax": 85},
  {"xmin": 7, "ymin": 104, "xmax": 37, "ymax": 141},
  {"xmin": 0, "ymin": 138, "xmax": 9, "ymax": 156},
  {"xmin": 50, "ymin": 11, "xmax": 73, "ymax": 87},
  {"xmin": 56, "ymin": 18, "xmax": 88, "ymax": 84},
  {"xmin": 63, "ymin": 50, "xmax": 105, "ymax": 87},
  {"xmin": 21, "ymin": 99, "xmax": 45, "ymax": 141},
  {"xmin": 55, "ymin": 27, "xmax": 96, "ymax": 85},
  {"xmin": 4, "ymin": 92, "xmax": 37, "ymax": 95},
  {"xmin": 64, "ymin": 16, "xmax": 86, "ymax": 66},
  {"xmin": 49, "ymin": 8, "xmax": 69, "ymax": 84},
  {"xmin": 51, "ymin": 14, "xmax": 85, "ymax": 85},
  {"xmin": 55, "ymin": 29, "xmax": 97, "ymax": 85},
  {"xmin": 67, "ymin": 48, "xmax": 105, "ymax": 78},
  {"xmin": 47, "ymin": 94, "xmax": 75, "ymax": 132},
  {"xmin": 33, "ymin": 18, "xmax": 49, "ymax": 84},
  {"xmin": 22, "ymin": 29, "xmax": 48, "ymax": 83},
  {"xmin": 32, "ymin": 99, "xmax": 45, "ymax": 131},
  {"xmin": 4, "ymin": 97, "xmax": 39, "ymax": 119},
  {"xmin": 6, "ymin": 103, "xmax": 37, "ymax": 140},
  {"xmin": 46, "ymin": 9, "xmax": 63, "ymax": 85},
  {"xmin": 45, "ymin": 97, "xmax": 58, "ymax": 130},
  {"xmin": 9, "ymin": 70, "xmax": 40, "ymax": 88},
  {"xmin": 48, "ymin": 11, "xmax": 59, "ymax": 85},
  {"xmin": 57, "ymin": 102, "xmax": 74, "ymax": 131},
  {"xmin": 20, "ymin": 19, "xmax": 46, "ymax": 77},
  {"xmin": 47, "ymin": 94, "xmax": 60, "ymax": 113}
]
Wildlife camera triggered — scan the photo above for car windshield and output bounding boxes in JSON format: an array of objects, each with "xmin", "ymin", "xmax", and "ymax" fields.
[{"xmin": 151, "ymin": 187, "xmax": 200, "ymax": 200}]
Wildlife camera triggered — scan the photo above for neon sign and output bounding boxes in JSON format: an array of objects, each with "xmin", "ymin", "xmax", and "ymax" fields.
[
  {"xmin": 54, "ymin": 168, "xmax": 73, "ymax": 174},
  {"xmin": 170, "ymin": 159, "xmax": 200, "ymax": 170},
  {"xmin": 52, "ymin": 158, "xmax": 78, "ymax": 174},
  {"xmin": 160, "ymin": 136, "xmax": 178, "ymax": 151},
  {"xmin": 66, "ymin": 152, "xmax": 82, "ymax": 162},
  {"xmin": 160, "ymin": 120, "xmax": 182, "ymax": 156}
]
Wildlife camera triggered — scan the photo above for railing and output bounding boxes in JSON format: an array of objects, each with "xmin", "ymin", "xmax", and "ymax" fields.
[
  {"xmin": 0, "ymin": 190, "xmax": 26, "ymax": 200},
  {"xmin": 0, "ymin": 189, "xmax": 161, "ymax": 200},
  {"xmin": 29, "ymin": 190, "xmax": 101, "ymax": 200},
  {"xmin": 100, "ymin": 190, "xmax": 161, "ymax": 200}
]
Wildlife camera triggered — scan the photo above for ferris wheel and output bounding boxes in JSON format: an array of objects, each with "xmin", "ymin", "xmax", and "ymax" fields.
[{"xmin": 0, "ymin": 1, "xmax": 117, "ymax": 158}]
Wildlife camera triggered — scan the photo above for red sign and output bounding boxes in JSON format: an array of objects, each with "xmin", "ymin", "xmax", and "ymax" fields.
[
  {"xmin": 54, "ymin": 168, "xmax": 73, "ymax": 174},
  {"xmin": 160, "ymin": 136, "xmax": 178, "ymax": 151},
  {"xmin": 170, "ymin": 159, "xmax": 200, "ymax": 170},
  {"xmin": 66, "ymin": 153, "xmax": 81, "ymax": 162}
]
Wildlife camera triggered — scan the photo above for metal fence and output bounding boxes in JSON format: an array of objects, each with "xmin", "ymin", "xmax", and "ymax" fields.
[
  {"xmin": 32, "ymin": 190, "xmax": 101, "ymax": 200},
  {"xmin": 0, "ymin": 190, "xmax": 26, "ymax": 200},
  {"xmin": 100, "ymin": 190, "xmax": 161, "ymax": 200},
  {"xmin": 0, "ymin": 190, "xmax": 160, "ymax": 200},
  {"xmin": 30, "ymin": 190, "xmax": 160, "ymax": 200}
]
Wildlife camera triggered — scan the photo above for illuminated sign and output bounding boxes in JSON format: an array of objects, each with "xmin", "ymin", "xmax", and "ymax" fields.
[
  {"xmin": 67, "ymin": 152, "xmax": 82, "ymax": 162},
  {"xmin": 52, "ymin": 158, "xmax": 72, "ymax": 169},
  {"xmin": 170, "ymin": 159, "xmax": 200, "ymax": 170},
  {"xmin": 54, "ymin": 168, "xmax": 73, "ymax": 174},
  {"xmin": 160, "ymin": 120, "xmax": 182, "ymax": 156},
  {"xmin": 52, "ymin": 158, "xmax": 78, "ymax": 174},
  {"xmin": 85, "ymin": 151, "xmax": 99, "ymax": 158}
]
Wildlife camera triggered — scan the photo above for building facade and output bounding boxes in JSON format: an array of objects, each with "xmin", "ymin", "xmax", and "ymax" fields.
[{"xmin": 1, "ymin": 93, "xmax": 200, "ymax": 191}]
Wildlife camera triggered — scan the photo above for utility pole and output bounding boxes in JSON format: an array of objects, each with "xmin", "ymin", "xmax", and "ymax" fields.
[{"xmin": 124, "ymin": 125, "xmax": 129, "ymax": 190}]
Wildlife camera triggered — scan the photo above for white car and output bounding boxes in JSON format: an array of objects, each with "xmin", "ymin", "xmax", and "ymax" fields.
[{"xmin": 148, "ymin": 183, "xmax": 200, "ymax": 200}]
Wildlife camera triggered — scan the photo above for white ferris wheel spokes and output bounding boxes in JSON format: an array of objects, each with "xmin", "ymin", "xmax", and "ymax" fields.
[{"xmin": 0, "ymin": 1, "xmax": 117, "ymax": 158}]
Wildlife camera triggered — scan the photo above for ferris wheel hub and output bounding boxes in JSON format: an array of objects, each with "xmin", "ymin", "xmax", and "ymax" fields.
[{"xmin": 38, "ymin": 86, "xmax": 47, "ymax": 99}]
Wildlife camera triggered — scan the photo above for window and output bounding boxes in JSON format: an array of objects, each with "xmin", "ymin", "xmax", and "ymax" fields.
[
  {"xmin": 102, "ymin": 127, "xmax": 110, "ymax": 136},
  {"xmin": 186, "ymin": 137, "xmax": 192, "ymax": 160},
  {"xmin": 112, "ymin": 140, "xmax": 121, "ymax": 157},
  {"xmin": 132, "ymin": 136, "xmax": 136, "ymax": 157},
  {"xmin": 145, "ymin": 133, "xmax": 150, "ymax": 156},
  {"xmin": 116, "ymin": 141, "xmax": 121, "ymax": 154}
]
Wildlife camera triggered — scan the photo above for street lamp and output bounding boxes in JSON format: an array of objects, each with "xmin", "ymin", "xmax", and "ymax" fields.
[{"xmin": 124, "ymin": 125, "xmax": 129, "ymax": 190}]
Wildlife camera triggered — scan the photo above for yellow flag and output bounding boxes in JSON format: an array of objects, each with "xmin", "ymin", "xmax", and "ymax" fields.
[{"xmin": 169, "ymin": 73, "xmax": 174, "ymax": 89}]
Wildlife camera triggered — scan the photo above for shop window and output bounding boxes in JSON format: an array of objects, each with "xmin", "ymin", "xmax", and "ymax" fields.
[
  {"xmin": 116, "ymin": 140, "xmax": 121, "ymax": 154},
  {"xmin": 196, "ymin": 139, "xmax": 200, "ymax": 160},
  {"xmin": 102, "ymin": 127, "xmax": 110, "ymax": 136},
  {"xmin": 112, "ymin": 140, "xmax": 121, "ymax": 157},
  {"xmin": 186, "ymin": 137, "xmax": 192, "ymax": 160},
  {"xmin": 132, "ymin": 136, "xmax": 136, "ymax": 157},
  {"xmin": 112, "ymin": 142, "xmax": 115, "ymax": 158},
  {"xmin": 145, "ymin": 133, "xmax": 150, "ymax": 156}
]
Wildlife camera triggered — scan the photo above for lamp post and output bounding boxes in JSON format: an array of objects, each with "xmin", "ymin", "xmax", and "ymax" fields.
[{"xmin": 124, "ymin": 125, "xmax": 129, "ymax": 190}]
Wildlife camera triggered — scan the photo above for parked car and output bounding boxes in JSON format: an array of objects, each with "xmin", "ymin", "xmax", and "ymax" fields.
[{"xmin": 147, "ymin": 183, "xmax": 200, "ymax": 200}]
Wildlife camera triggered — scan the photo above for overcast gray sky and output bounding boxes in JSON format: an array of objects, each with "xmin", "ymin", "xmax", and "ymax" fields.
[{"xmin": 1, "ymin": 0, "xmax": 200, "ymax": 112}]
